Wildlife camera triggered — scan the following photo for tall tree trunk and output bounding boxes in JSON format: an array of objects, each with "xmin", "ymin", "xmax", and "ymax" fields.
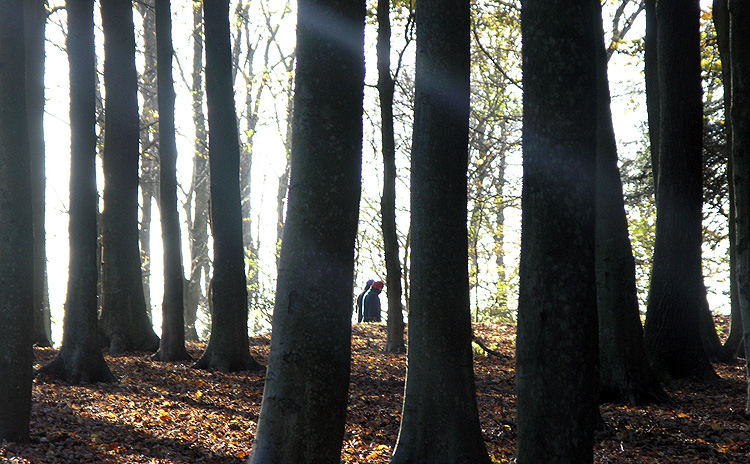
[
  {"xmin": 390, "ymin": 0, "xmax": 490, "ymax": 462},
  {"xmin": 152, "ymin": 0, "xmax": 191, "ymax": 362},
  {"xmin": 0, "ymin": 1, "xmax": 34, "ymax": 442},
  {"xmin": 247, "ymin": 0, "xmax": 365, "ymax": 460},
  {"xmin": 137, "ymin": 0, "xmax": 159, "ymax": 321},
  {"xmin": 644, "ymin": 0, "xmax": 659, "ymax": 193},
  {"xmin": 594, "ymin": 0, "xmax": 666, "ymax": 406},
  {"xmin": 36, "ymin": 0, "xmax": 115, "ymax": 385},
  {"xmin": 184, "ymin": 0, "xmax": 210, "ymax": 342},
  {"xmin": 728, "ymin": 0, "xmax": 750, "ymax": 416},
  {"xmin": 99, "ymin": 0, "xmax": 160, "ymax": 354},
  {"xmin": 643, "ymin": 0, "xmax": 716, "ymax": 381},
  {"xmin": 714, "ymin": 0, "xmax": 743, "ymax": 359},
  {"xmin": 25, "ymin": 0, "xmax": 53, "ymax": 347},
  {"xmin": 377, "ymin": 0, "xmax": 405, "ymax": 354},
  {"xmin": 516, "ymin": 0, "xmax": 599, "ymax": 462},
  {"xmin": 193, "ymin": 0, "xmax": 262, "ymax": 373},
  {"xmin": 275, "ymin": 64, "xmax": 294, "ymax": 271}
]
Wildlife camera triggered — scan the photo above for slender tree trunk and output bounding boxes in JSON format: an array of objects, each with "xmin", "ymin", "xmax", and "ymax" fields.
[
  {"xmin": 138, "ymin": 0, "xmax": 159, "ymax": 321},
  {"xmin": 184, "ymin": 0, "xmax": 210, "ymax": 342},
  {"xmin": 714, "ymin": 0, "xmax": 743, "ymax": 359},
  {"xmin": 377, "ymin": 0, "xmax": 405, "ymax": 354},
  {"xmin": 193, "ymin": 0, "xmax": 262, "ymax": 373},
  {"xmin": 644, "ymin": 0, "xmax": 660, "ymax": 191},
  {"xmin": 99, "ymin": 0, "xmax": 160, "ymax": 354},
  {"xmin": 643, "ymin": 0, "xmax": 716, "ymax": 381},
  {"xmin": 390, "ymin": 0, "xmax": 490, "ymax": 462},
  {"xmin": 152, "ymin": 0, "xmax": 191, "ymax": 362},
  {"xmin": 25, "ymin": 0, "xmax": 53, "ymax": 347},
  {"xmin": 0, "ymin": 2, "xmax": 34, "ymax": 442},
  {"xmin": 36, "ymin": 0, "xmax": 115, "ymax": 385},
  {"xmin": 594, "ymin": 1, "xmax": 666, "ymax": 406},
  {"xmin": 516, "ymin": 0, "xmax": 599, "ymax": 462},
  {"xmin": 728, "ymin": 0, "xmax": 750, "ymax": 416},
  {"xmin": 247, "ymin": 0, "xmax": 365, "ymax": 460}
]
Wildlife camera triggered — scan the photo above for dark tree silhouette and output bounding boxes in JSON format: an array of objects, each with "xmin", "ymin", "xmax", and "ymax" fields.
[
  {"xmin": 516, "ymin": 0, "xmax": 599, "ymax": 462},
  {"xmin": 643, "ymin": 0, "xmax": 716, "ymax": 381},
  {"xmin": 99, "ymin": 0, "xmax": 160, "ymax": 354},
  {"xmin": 37, "ymin": 0, "xmax": 115, "ymax": 385},
  {"xmin": 193, "ymin": 0, "xmax": 262, "ymax": 373},
  {"xmin": 727, "ymin": 0, "xmax": 750, "ymax": 416},
  {"xmin": 594, "ymin": 2, "xmax": 665, "ymax": 405},
  {"xmin": 377, "ymin": 0, "xmax": 405, "ymax": 354},
  {"xmin": 25, "ymin": 0, "xmax": 53, "ymax": 347},
  {"xmin": 247, "ymin": 0, "xmax": 365, "ymax": 461},
  {"xmin": 0, "ymin": 1, "xmax": 34, "ymax": 442},
  {"xmin": 152, "ymin": 0, "xmax": 191, "ymax": 362},
  {"xmin": 390, "ymin": 0, "xmax": 490, "ymax": 463}
]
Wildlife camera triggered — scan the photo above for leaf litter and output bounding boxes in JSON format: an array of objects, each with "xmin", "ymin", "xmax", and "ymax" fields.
[{"xmin": 1, "ymin": 317, "xmax": 748, "ymax": 463}]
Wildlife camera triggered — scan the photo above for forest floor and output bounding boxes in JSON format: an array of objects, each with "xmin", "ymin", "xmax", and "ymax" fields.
[{"xmin": 1, "ymin": 316, "xmax": 749, "ymax": 463}]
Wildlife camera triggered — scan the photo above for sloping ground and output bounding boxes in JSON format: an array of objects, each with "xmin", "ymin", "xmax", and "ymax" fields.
[{"xmin": 1, "ymin": 318, "xmax": 748, "ymax": 463}]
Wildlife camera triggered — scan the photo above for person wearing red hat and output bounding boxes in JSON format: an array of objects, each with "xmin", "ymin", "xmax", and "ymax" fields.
[{"xmin": 362, "ymin": 280, "xmax": 384, "ymax": 322}]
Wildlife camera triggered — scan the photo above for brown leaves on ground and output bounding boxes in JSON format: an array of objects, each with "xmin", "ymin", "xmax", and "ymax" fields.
[{"xmin": 1, "ymin": 317, "xmax": 749, "ymax": 463}]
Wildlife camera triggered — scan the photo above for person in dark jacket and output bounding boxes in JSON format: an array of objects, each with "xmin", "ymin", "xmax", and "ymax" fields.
[
  {"xmin": 362, "ymin": 280, "xmax": 384, "ymax": 323},
  {"xmin": 356, "ymin": 279, "xmax": 375, "ymax": 323}
]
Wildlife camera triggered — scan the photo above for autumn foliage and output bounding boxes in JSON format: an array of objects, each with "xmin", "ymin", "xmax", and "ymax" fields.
[{"xmin": 1, "ymin": 318, "xmax": 749, "ymax": 463}]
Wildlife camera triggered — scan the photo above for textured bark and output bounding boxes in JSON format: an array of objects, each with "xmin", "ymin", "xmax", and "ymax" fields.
[
  {"xmin": 516, "ymin": 0, "xmax": 599, "ymax": 462},
  {"xmin": 377, "ymin": 0, "xmax": 405, "ymax": 354},
  {"xmin": 98, "ymin": 0, "xmax": 160, "ymax": 355},
  {"xmin": 36, "ymin": 0, "xmax": 115, "ymax": 385},
  {"xmin": 644, "ymin": 0, "xmax": 659, "ymax": 190},
  {"xmin": 643, "ymin": 0, "xmax": 716, "ymax": 382},
  {"xmin": 247, "ymin": 0, "xmax": 365, "ymax": 461},
  {"xmin": 25, "ymin": 0, "xmax": 53, "ymax": 347},
  {"xmin": 594, "ymin": 2, "xmax": 666, "ymax": 406},
  {"xmin": 152, "ymin": 0, "xmax": 191, "ymax": 362},
  {"xmin": 390, "ymin": 1, "xmax": 490, "ymax": 463},
  {"xmin": 0, "ymin": 2, "xmax": 34, "ymax": 442},
  {"xmin": 714, "ymin": 0, "xmax": 743, "ymax": 359},
  {"xmin": 184, "ymin": 1, "xmax": 209, "ymax": 342},
  {"xmin": 727, "ymin": 0, "xmax": 750, "ymax": 415},
  {"xmin": 193, "ymin": 0, "xmax": 262, "ymax": 373}
]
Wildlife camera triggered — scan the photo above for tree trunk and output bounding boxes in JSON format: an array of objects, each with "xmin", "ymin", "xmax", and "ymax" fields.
[
  {"xmin": 516, "ymin": 1, "xmax": 599, "ymax": 462},
  {"xmin": 184, "ymin": 0, "xmax": 209, "ymax": 342},
  {"xmin": 137, "ymin": 0, "xmax": 159, "ymax": 321},
  {"xmin": 247, "ymin": 0, "xmax": 365, "ymax": 461},
  {"xmin": 644, "ymin": 0, "xmax": 660, "ymax": 192},
  {"xmin": 0, "ymin": 2, "xmax": 34, "ymax": 442},
  {"xmin": 390, "ymin": 1, "xmax": 490, "ymax": 463},
  {"xmin": 35, "ymin": 0, "xmax": 115, "ymax": 385},
  {"xmin": 377, "ymin": 0, "xmax": 405, "ymax": 354},
  {"xmin": 643, "ymin": 0, "xmax": 716, "ymax": 382},
  {"xmin": 714, "ymin": 0, "xmax": 743, "ymax": 359},
  {"xmin": 99, "ymin": 0, "xmax": 160, "ymax": 354},
  {"xmin": 594, "ymin": 1, "xmax": 666, "ymax": 406},
  {"xmin": 193, "ymin": 0, "xmax": 262, "ymax": 373},
  {"xmin": 728, "ymin": 0, "xmax": 750, "ymax": 416},
  {"xmin": 25, "ymin": 0, "xmax": 53, "ymax": 348},
  {"xmin": 152, "ymin": 0, "xmax": 191, "ymax": 362}
]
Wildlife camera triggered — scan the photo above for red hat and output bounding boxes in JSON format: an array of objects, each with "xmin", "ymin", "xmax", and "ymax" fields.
[{"xmin": 371, "ymin": 281, "xmax": 385, "ymax": 290}]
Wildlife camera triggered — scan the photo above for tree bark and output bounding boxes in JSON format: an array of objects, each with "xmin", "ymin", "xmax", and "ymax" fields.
[
  {"xmin": 594, "ymin": 1, "xmax": 666, "ymax": 406},
  {"xmin": 728, "ymin": 0, "xmax": 750, "ymax": 415},
  {"xmin": 644, "ymin": 0, "xmax": 660, "ymax": 191},
  {"xmin": 98, "ymin": 0, "xmax": 160, "ymax": 355},
  {"xmin": 184, "ymin": 0, "xmax": 209, "ymax": 342},
  {"xmin": 390, "ymin": 1, "xmax": 490, "ymax": 463},
  {"xmin": 377, "ymin": 0, "xmax": 405, "ymax": 354},
  {"xmin": 643, "ymin": 0, "xmax": 716, "ymax": 381},
  {"xmin": 193, "ymin": 0, "xmax": 262, "ymax": 373},
  {"xmin": 0, "ymin": 1, "xmax": 34, "ymax": 442},
  {"xmin": 516, "ymin": 0, "xmax": 599, "ymax": 462},
  {"xmin": 35, "ymin": 0, "xmax": 115, "ymax": 385},
  {"xmin": 152, "ymin": 0, "xmax": 191, "ymax": 362},
  {"xmin": 247, "ymin": 0, "xmax": 365, "ymax": 461},
  {"xmin": 25, "ymin": 0, "xmax": 53, "ymax": 347}
]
